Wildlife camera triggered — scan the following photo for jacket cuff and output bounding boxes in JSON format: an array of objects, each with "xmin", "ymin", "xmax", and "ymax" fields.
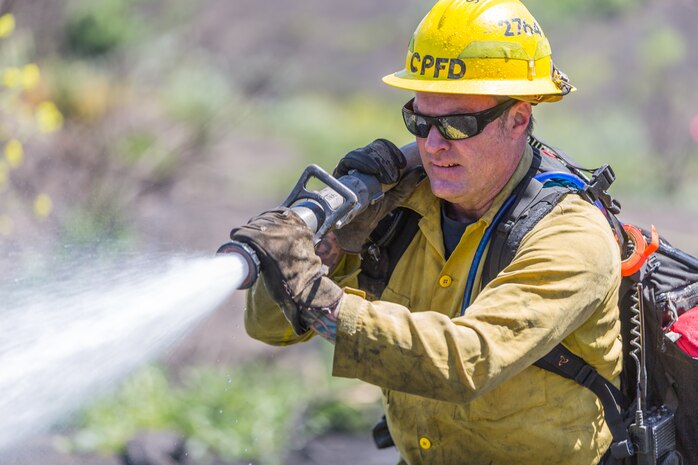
[{"xmin": 332, "ymin": 292, "xmax": 368, "ymax": 378}]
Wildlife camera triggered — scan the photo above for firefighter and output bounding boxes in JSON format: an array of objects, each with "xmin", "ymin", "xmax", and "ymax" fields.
[{"xmin": 231, "ymin": 1, "xmax": 622, "ymax": 463}]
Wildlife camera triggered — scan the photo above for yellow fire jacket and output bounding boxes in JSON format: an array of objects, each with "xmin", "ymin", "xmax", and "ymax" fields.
[{"xmin": 245, "ymin": 146, "xmax": 623, "ymax": 465}]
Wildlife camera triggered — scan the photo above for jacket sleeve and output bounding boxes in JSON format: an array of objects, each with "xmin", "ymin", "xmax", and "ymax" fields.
[
  {"xmin": 244, "ymin": 253, "xmax": 362, "ymax": 345},
  {"xmin": 332, "ymin": 196, "xmax": 622, "ymax": 403}
]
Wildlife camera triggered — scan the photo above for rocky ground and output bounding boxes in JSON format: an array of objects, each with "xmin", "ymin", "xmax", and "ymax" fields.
[{"xmin": 2, "ymin": 431, "xmax": 398, "ymax": 465}]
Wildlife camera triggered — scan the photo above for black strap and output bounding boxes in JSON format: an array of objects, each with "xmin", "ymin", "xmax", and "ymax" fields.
[
  {"xmin": 372, "ymin": 415, "xmax": 395, "ymax": 449},
  {"xmin": 482, "ymin": 149, "xmax": 572, "ymax": 287},
  {"xmin": 382, "ymin": 208, "xmax": 421, "ymax": 280},
  {"xmin": 480, "ymin": 145, "xmax": 634, "ymax": 458},
  {"xmin": 359, "ymin": 207, "xmax": 422, "ymax": 300},
  {"xmin": 535, "ymin": 345, "xmax": 633, "ymax": 458},
  {"xmin": 581, "ymin": 165, "xmax": 628, "ymax": 256}
]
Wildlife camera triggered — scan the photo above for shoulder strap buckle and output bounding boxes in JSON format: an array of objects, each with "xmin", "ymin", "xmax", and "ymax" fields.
[
  {"xmin": 574, "ymin": 364, "xmax": 598, "ymax": 388},
  {"xmin": 582, "ymin": 164, "xmax": 621, "ymax": 215}
]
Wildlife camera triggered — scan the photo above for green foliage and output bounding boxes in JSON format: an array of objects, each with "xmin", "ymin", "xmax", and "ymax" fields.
[
  {"xmin": 70, "ymin": 348, "xmax": 384, "ymax": 465},
  {"xmin": 162, "ymin": 63, "xmax": 233, "ymax": 126},
  {"xmin": 47, "ymin": 60, "xmax": 110, "ymax": 121},
  {"xmin": 533, "ymin": 103, "xmax": 656, "ymax": 194},
  {"xmin": 561, "ymin": 53, "xmax": 613, "ymax": 94},
  {"xmin": 300, "ymin": 344, "xmax": 383, "ymax": 437},
  {"xmin": 119, "ymin": 132, "xmax": 158, "ymax": 163},
  {"xmin": 583, "ymin": 0, "xmax": 641, "ymax": 18},
  {"xmin": 244, "ymin": 93, "xmax": 411, "ymax": 195},
  {"xmin": 60, "ymin": 207, "xmax": 135, "ymax": 249},
  {"xmin": 257, "ymin": 94, "xmax": 410, "ymax": 167},
  {"xmin": 64, "ymin": 0, "xmax": 145, "ymax": 57},
  {"xmin": 303, "ymin": 399, "xmax": 379, "ymax": 436},
  {"xmin": 71, "ymin": 364, "xmax": 308, "ymax": 464},
  {"xmin": 638, "ymin": 25, "xmax": 687, "ymax": 72}
]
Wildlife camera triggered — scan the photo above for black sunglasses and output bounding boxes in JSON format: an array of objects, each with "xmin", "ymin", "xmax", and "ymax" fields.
[{"xmin": 401, "ymin": 98, "xmax": 516, "ymax": 140}]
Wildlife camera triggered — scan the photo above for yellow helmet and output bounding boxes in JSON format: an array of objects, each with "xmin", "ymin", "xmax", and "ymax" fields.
[{"xmin": 382, "ymin": 0, "xmax": 574, "ymax": 103}]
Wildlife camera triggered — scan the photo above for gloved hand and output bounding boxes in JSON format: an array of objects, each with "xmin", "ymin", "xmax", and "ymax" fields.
[
  {"xmin": 332, "ymin": 139, "xmax": 423, "ymax": 254},
  {"xmin": 333, "ymin": 138, "xmax": 406, "ymax": 184},
  {"xmin": 230, "ymin": 208, "xmax": 343, "ymax": 335}
]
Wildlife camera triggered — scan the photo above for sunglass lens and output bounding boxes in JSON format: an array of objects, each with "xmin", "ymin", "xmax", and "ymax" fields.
[
  {"xmin": 403, "ymin": 112, "xmax": 430, "ymax": 138},
  {"xmin": 414, "ymin": 117, "xmax": 431, "ymax": 138},
  {"xmin": 440, "ymin": 117, "xmax": 477, "ymax": 140}
]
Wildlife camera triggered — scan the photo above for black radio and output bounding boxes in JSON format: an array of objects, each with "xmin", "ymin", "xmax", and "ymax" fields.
[{"xmin": 631, "ymin": 406, "xmax": 678, "ymax": 465}]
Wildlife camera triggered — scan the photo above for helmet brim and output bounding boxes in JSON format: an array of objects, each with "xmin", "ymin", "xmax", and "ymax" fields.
[{"xmin": 382, "ymin": 71, "xmax": 576, "ymax": 102}]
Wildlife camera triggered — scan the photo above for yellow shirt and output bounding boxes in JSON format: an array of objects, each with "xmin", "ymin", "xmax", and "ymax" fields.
[{"xmin": 246, "ymin": 147, "xmax": 623, "ymax": 465}]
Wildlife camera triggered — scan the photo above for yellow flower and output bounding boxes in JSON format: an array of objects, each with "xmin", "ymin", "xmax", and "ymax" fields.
[
  {"xmin": 5, "ymin": 139, "xmax": 23, "ymax": 168},
  {"xmin": 0, "ymin": 14, "xmax": 15, "ymax": 38},
  {"xmin": 22, "ymin": 64, "xmax": 41, "ymax": 90},
  {"xmin": 0, "ymin": 215, "xmax": 13, "ymax": 236},
  {"xmin": 36, "ymin": 101, "xmax": 63, "ymax": 133},
  {"xmin": 3, "ymin": 67, "xmax": 22, "ymax": 88},
  {"xmin": 34, "ymin": 193, "xmax": 53, "ymax": 218}
]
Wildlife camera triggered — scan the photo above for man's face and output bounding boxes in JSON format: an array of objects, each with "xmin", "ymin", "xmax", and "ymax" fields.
[{"xmin": 412, "ymin": 92, "xmax": 527, "ymax": 220}]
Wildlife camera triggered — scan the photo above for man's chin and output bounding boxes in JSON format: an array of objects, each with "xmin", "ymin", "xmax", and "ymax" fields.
[{"xmin": 428, "ymin": 180, "xmax": 463, "ymax": 203}]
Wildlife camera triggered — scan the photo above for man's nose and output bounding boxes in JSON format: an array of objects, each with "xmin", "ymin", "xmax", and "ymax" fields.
[{"xmin": 423, "ymin": 124, "xmax": 449, "ymax": 154}]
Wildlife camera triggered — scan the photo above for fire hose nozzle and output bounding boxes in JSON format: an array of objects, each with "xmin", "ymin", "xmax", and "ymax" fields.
[
  {"xmin": 216, "ymin": 240, "xmax": 260, "ymax": 289},
  {"xmin": 280, "ymin": 142, "xmax": 421, "ymax": 244},
  {"xmin": 218, "ymin": 142, "xmax": 421, "ymax": 289}
]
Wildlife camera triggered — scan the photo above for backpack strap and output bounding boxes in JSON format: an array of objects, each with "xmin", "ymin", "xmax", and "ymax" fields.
[
  {"xmin": 535, "ymin": 345, "xmax": 634, "ymax": 459},
  {"xmin": 479, "ymin": 145, "xmax": 635, "ymax": 459},
  {"xmin": 358, "ymin": 207, "xmax": 422, "ymax": 300},
  {"xmin": 481, "ymin": 148, "xmax": 574, "ymax": 287},
  {"xmin": 529, "ymin": 135, "xmax": 628, "ymax": 256},
  {"xmin": 582, "ymin": 165, "xmax": 629, "ymax": 257}
]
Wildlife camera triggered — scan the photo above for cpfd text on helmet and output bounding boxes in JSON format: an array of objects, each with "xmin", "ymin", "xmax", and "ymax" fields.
[{"xmin": 409, "ymin": 53, "xmax": 466, "ymax": 80}]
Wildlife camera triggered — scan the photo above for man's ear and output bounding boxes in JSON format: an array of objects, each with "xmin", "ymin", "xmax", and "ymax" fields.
[{"xmin": 509, "ymin": 101, "xmax": 532, "ymax": 138}]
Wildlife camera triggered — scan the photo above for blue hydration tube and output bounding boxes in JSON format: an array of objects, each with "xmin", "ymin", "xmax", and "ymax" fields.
[
  {"xmin": 534, "ymin": 171, "xmax": 586, "ymax": 189},
  {"xmin": 459, "ymin": 171, "xmax": 590, "ymax": 316},
  {"xmin": 536, "ymin": 171, "xmax": 606, "ymax": 212},
  {"xmin": 460, "ymin": 194, "xmax": 517, "ymax": 316}
]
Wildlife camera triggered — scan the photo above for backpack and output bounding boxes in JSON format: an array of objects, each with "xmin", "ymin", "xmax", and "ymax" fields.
[{"xmin": 363, "ymin": 136, "xmax": 698, "ymax": 465}]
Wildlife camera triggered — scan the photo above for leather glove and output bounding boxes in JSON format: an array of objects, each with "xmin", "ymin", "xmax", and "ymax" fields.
[
  {"xmin": 333, "ymin": 138, "xmax": 406, "ymax": 184},
  {"xmin": 230, "ymin": 208, "xmax": 343, "ymax": 335},
  {"xmin": 332, "ymin": 139, "xmax": 423, "ymax": 254}
]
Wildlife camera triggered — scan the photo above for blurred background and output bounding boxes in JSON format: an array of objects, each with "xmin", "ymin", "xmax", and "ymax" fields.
[{"xmin": 1, "ymin": 0, "xmax": 696, "ymax": 464}]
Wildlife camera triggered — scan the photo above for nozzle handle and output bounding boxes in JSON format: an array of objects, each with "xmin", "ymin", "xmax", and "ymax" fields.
[
  {"xmin": 281, "ymin": 164, "xmax": 359, "ymax": 243},
  {"xmin": 282, "ymin": 142, "xmax": 421, "ymax": 243}
]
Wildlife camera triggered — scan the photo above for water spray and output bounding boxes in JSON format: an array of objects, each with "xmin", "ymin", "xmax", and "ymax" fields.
[
  {"xmin": 217, "ymin": 142, "xmax": 420, "ymax": 288},
  {"xmin": 0, "ymin": 252, "xmax": 245, "ymax": 453},
  {"xmin": 0, "ymin": 142, "xmax": 419, "ymax": 454}
]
